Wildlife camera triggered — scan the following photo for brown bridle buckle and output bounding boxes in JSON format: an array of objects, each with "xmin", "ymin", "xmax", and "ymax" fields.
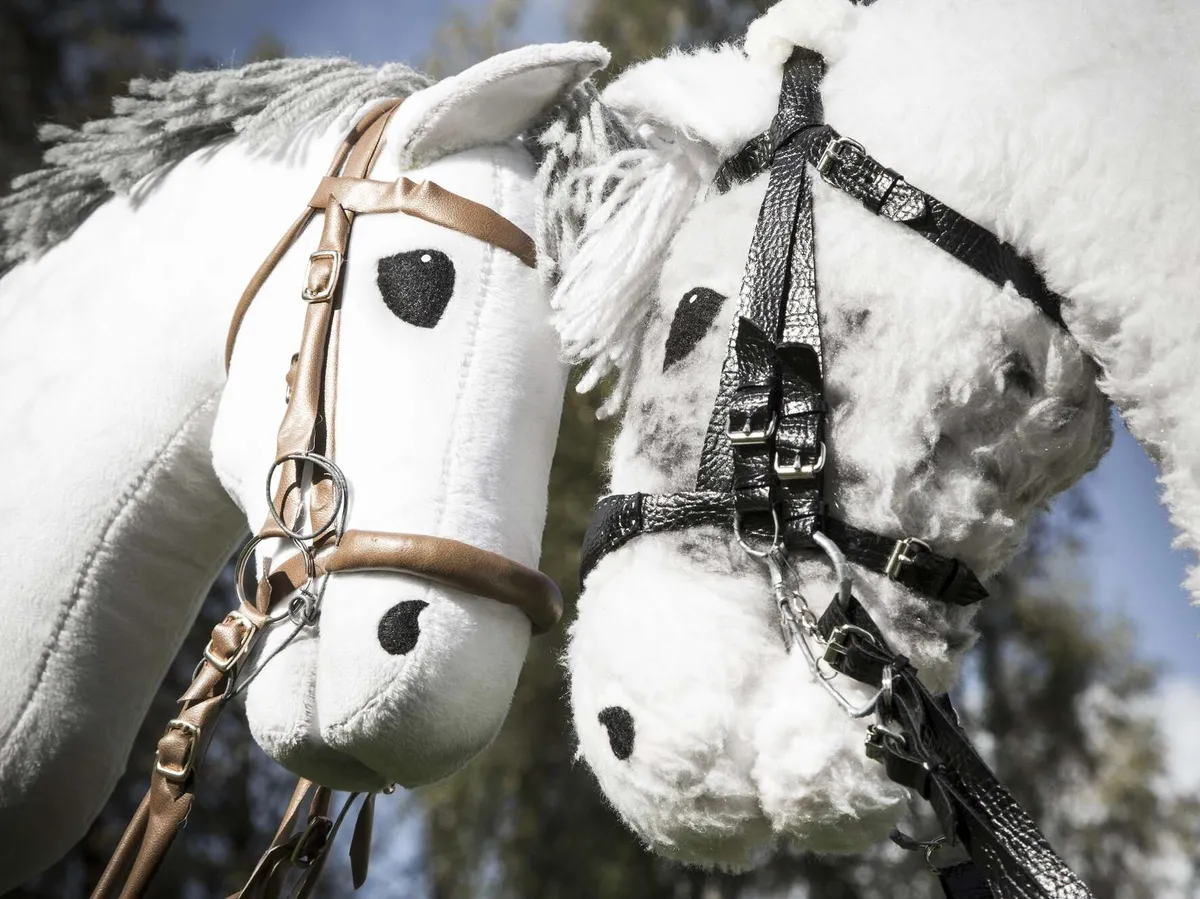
[
  {"xmin": 202, "ymin": 610, "xmax": 258, "ymax": 674},
  {"xmin": 153, "ymin": 719, "xmax": 201, "ymax": 783},
  {"xmin": 302, "ymin": 249, "xmax": 343, "ymax": 301}
]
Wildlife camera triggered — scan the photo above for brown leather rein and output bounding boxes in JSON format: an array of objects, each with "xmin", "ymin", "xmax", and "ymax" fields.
[{"xmin": 92, "ymin": 99, "xmax": 563, "ymax": 899}]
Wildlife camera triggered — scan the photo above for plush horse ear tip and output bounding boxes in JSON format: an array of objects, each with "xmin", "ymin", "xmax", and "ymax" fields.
[{"xmin": 744, "ymin": 0, "xmax": 863, "ymax": 66}]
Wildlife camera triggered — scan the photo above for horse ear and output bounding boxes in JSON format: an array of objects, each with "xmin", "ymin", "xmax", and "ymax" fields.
[
  {"xmin": 743, "ymin": 0, "xmax": 865, "ymax": 68},
  {"xmin": 395, "ymin": 42, "xmax": 610, "ymax": 167}
]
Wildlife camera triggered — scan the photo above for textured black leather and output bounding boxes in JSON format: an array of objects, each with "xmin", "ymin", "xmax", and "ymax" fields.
[
  {"xmin": 697, "ymin": 49, "xmax": 829, "ymax": 552},
  {"xmin": 713, "ymin": 133, "xmax": 772, "ymax": 195},
  {"xmin": 709, "ymin": 127, "xmax": 1070, "ymax": 333},
  {"xmin": 579, "ymin": 491, "xmax": 986, "ymax": 606},
  {"xmin": 797, "ymin": 125, "xmax": 1068, "ymax": 329},
  {"xmin": 818, "ymin": 595, "xmax": 1094, "ymax": 898},
  {"xmin": 822, "ymin": 519, "xmax": 987, "ymax": 606}
]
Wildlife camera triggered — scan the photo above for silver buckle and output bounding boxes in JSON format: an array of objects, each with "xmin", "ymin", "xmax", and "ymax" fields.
[
  {"xmin": 822, "ymin": 623, "xmax": 877, "ymax": 667},
  {"xmin": 774, "ymin": 441, "xmax": 826, "ymax": 479},
  {"xmin": 302, "ymin": 250, "xmax": 343, "ymax": 302},
  {"xmin": 885, "ymin": 537, "xmax": 931, "ymax": 579},
  {"xmin": 202, "ymin": 610, "xmax": 258, "ymax": 674},
  {"xmin": 817, "ymin": 136, "xmax": 866, "ymax": 182},
  {"xmin": 726, "ymin": 411, "xmax": 776, "ymax": 446},
  {"xmin": 154, "ymin": 719, "xmax": 201, "ymax": 782}
]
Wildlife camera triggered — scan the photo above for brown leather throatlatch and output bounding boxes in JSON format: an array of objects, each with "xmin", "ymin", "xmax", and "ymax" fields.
[{"xmin": 93, "ymin": 94, "xmax": 560, "ymax": 899}]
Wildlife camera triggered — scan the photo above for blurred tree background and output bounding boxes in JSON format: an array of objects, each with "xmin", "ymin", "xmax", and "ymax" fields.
[{"xmin": 3, "ymin": 0, "xmax": 1197, "ymax": 896}]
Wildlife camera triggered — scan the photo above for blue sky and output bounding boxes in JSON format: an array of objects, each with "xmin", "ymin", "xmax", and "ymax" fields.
[{"xmin": 165, "ymin": 0, "xmax": 1200, "ymax": 684}]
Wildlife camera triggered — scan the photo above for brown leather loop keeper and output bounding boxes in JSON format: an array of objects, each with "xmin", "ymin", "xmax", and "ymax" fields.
[
  {"xmin": 268, "ymin": 529, "xmax": 562, "ymax": 634},
  {"xmin": 307, "ymin": 176, "xmax": 537, "ymax": 268}
]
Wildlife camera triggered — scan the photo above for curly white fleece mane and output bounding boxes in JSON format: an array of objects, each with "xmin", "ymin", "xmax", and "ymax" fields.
[{"xmin": 542, "ymin": 0, "xmax": 1200, "ymax": 870}]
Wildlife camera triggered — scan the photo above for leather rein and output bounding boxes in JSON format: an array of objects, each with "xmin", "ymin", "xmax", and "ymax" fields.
[
  {"xmin": 92, "ymin": 99, "xmax": 563, "ymax": 899},
  {"xmin": 582, "ymin": 51, "xmax": 1094, "ymax": 899}
]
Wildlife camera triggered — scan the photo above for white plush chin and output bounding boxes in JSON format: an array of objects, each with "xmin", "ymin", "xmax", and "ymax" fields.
[{"xmin": 567, "ymin": 534, "xmax": 907, "ymax": 868}]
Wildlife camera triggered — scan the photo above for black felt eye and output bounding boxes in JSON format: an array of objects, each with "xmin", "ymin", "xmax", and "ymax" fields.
[
  {"xmin": 598, "ymin": 706, "xmax": 635, "ymax": 760},
  {"xmin": 663, "ymin": 287, "xmax": 726, "ymax": 371},
  {"xmin": 378, "ymin": 600, "xmax": 428, "ymax": 655},
  {"xmin": 377, "ymin": 249, "xmax": 455, "ymax": 328}
]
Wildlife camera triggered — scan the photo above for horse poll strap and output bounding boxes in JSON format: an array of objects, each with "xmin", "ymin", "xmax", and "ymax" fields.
[{"xmin": 817, "ymin": 595, "xmax": 1093, "ymax": 898}]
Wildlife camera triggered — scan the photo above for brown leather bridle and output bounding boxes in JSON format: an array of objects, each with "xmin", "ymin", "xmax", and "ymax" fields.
[{"xmin": 91, "ymin": 99, "xmax": 563, "ymax": 899}]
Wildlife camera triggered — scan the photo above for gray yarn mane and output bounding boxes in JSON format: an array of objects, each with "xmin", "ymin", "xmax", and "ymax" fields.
[{"xmin": 0, "ymin": 57, "xmax": 431, "ymax": 267}]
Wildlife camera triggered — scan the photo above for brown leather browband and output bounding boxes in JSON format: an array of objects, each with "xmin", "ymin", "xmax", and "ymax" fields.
[{"xmin": 93, "ymin": 98, "xmax": 561, "ymax": 899}]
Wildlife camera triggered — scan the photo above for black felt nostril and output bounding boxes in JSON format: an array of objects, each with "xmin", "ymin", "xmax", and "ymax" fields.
[
  {"xmin": 663, "ymin": 287, "xmax": 726, "ymax": 371},
  {"xmin": 377, "ymin": 600, "xmax": 429, "ymax": 655},
  {"xmin": 377, "ymin": 249, "xmax": 455, "ymax": 328},
  {"xmin": 598, "ymin": 706, "xmax": 635, "ymax": 760}
]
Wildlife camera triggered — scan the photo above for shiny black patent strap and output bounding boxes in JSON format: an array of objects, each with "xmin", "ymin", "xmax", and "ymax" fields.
[
  {"xmin": 580, "ymin": 491, "xmax": 987, "ymax": 606},
  {"xmin": 697, "ymin": 48, "xmax": 829, "ymax": 547},
  {"xmin": 711, "ymin": 127, "xmax": 1069, "ymax": 333},
  {"xmin": 818, "ymin": 594, "xmax": 1093, "ymax": 898}
]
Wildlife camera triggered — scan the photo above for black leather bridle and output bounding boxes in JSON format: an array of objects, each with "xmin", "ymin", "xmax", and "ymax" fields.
[{"xmin": 581, "ymin": 49, "xmax": 1094, "ymax": 899}]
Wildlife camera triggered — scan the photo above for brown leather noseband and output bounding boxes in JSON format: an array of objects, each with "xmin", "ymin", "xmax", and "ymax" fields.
[{"xmin": 92, "ymin": 98, "xmax": 562, "ymax": 899}]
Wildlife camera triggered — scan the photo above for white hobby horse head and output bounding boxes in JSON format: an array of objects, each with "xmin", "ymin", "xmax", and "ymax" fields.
[
  {"xmin": 539, "ymin": 0, "xmax": 1199, "ymax": 869},
  {"xmin": 0, "ymin": 43, "xmax": 606, "ymax": 890}
]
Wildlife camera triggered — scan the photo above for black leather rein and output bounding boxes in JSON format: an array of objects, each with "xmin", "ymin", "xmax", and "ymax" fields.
[{"xmin": 580, "ymin": 48, "xmax": 1093, "ymax": 899}]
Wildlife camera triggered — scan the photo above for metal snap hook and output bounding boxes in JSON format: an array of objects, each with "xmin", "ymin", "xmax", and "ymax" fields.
[{"xmin": 734, "ymin": 504, "xmax": 783, "ymax": 558}]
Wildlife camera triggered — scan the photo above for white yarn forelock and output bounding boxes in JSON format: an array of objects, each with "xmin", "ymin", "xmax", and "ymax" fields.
[{"xmin": 531, "ymin": 85, "xmax": 707, "ymax": 418}]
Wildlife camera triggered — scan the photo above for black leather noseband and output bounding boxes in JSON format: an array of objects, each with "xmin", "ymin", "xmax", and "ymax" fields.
[{"xmin": 581, "ymin": 48, "xmax": 1094, "ymax": 899}]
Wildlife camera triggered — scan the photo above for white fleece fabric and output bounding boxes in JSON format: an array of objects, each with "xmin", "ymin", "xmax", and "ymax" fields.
[
  {"xmin": 0, "ymin": 41, "xmax": 606, "ymax": 889},
  {"xmin": 555, "ymin": 0, "xmax": 1198, "ymax": 868},
  {"xmin": 0, "ymin": 128, "xmax": 288, "ymax": 889},
  {"xmin": 213, "ymin": 43, "xmax": 607, "ymax": 791}
]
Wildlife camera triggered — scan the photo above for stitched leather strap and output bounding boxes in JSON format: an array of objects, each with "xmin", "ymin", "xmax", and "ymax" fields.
[
  {"xmin": 224, "ymin": 99, "xmax": 400, "ymax": 369},
  {"xmin": 579, "ymin": 491, "xmax": 985, "ymax": 606},
  {"xmin": 266, "ymin": 529, "xmax": 563, "ymax": 634},
  {"xmin": 308, "ymin": 175, "xmax": 536, "ymax": 267},
  {"xmin": 817, "ymin": 594, "xmax": 1093, "ymax": 898}
]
